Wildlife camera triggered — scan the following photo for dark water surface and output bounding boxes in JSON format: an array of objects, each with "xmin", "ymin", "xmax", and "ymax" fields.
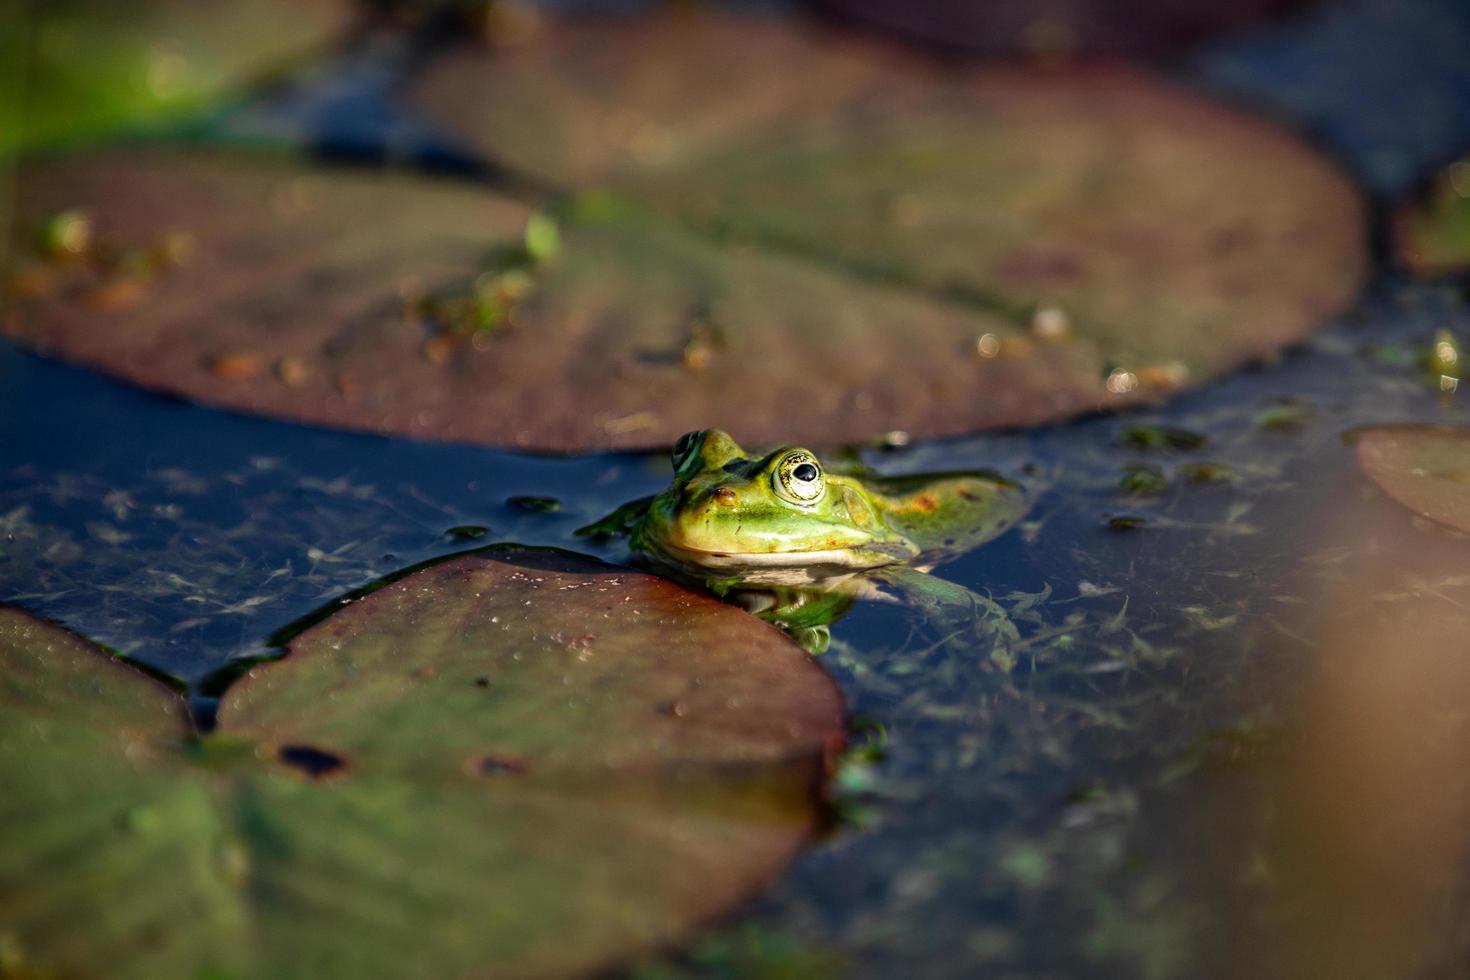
[{"xmin": 4, "ymin": 0, "xmax": 1470, "ymax": 976}]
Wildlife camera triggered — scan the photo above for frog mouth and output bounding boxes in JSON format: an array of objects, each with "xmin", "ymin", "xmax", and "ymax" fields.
[{"xmin": 650, "ymin": 537, "xmax": 913, "ymax": 571}]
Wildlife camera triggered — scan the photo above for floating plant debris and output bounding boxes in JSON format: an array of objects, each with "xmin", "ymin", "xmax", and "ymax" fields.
[
  {"xmin": 1119, "ymin": 464, "xmax": 1169, "ymax": 496},
  {"xmin": 505, "ymin": 495, "xmax": 561, "ymax": 513},
  {"xmin": 1120, "ymin": 425, "xmax": 1209, "ymax": 452},
  {"xmin": 1177, "ymin": 461, "xmax": 1234, "ymax": 483},
  {"xmin": 1256, "ymin": 399, "xmax": 1313, "ymax": 431}
]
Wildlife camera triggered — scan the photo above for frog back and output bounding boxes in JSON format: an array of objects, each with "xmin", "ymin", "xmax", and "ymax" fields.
[{"xmin": 864, "ymin": 471, "xmax": 1029, "ymax": 566}]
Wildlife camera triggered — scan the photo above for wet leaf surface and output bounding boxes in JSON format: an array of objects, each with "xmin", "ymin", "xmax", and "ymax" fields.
[
  {"xmin": 0, "ymin": 0, "xmax": 355, "ymax": 154},
  {"xmin": 1355, "ymin": 424, "xmax": 1470, "ymax": 533},
  {"xmin": 222, "ymin": 547, "xmax": 846, "ymax": 786},
  {"xmin": 0, "ymin": 608, "xmax": 238, "ymax": 978},
  {"xmin": 0, "ymin": 149, "xmax": 542, "ymax": 443},
  {"xmin": 0, "ymin": 550, "xmax": 844, "ymax": 980},
  {"xmin": 1394, "ymin": 156, "xmax": 1470, "ymax": 276},
  {"xmin": 3, "ymin": 13, "xmax": 1364, "ymax": 452},
  {"xmin": 405, "ymin": 12, "xmax": 1364, "ymax": 449}
]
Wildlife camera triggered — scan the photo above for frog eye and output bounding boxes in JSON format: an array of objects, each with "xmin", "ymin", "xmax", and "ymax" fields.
[
  {"xmin": 671, "ymin": 431, "xmax": 702, "ymax": 473},
  {"xmin": 774, "ymin": 451, "xmax": 825, "ymax": 504}
]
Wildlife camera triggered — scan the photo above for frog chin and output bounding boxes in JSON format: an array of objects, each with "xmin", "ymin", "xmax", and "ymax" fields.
[{"xmin": 646, "ymin": 536, "xmax": 915, "ymax": 586}]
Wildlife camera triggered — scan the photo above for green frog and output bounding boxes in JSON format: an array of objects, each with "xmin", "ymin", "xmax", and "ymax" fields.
[{"xmin": 580, "ymin": 429, "xmax": 1031, "ymax": 653}]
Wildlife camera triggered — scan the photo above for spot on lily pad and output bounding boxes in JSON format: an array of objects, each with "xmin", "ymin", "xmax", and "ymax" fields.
[
  {"xmin": 277, "ymin": 744, "xmax": 347, "ymax": 779},
  {"xmin": 475, "ymin": 753, "xmax": 529, "ymax": 776}
]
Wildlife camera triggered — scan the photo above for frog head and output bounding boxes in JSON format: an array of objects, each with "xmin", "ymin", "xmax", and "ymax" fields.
[{"xmin": 633, "ymin": 429, "xmax": 922, "ymax": 586}]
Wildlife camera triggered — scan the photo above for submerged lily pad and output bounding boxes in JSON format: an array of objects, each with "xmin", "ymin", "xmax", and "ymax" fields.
[
  {"xmin": 1355, "ymin": 425, "xmax": 1470, "ymax": 533},
  {"xmin": 0, "ymin": 0, "xmax": 355, "ymax": 155},
  {"xmin": 1, "ymin": 15, "xmax": 1363, "ymax": 452},
  {"xmin": 0, "ymin": 549, "xmax": 844, "ymax": 979},
  {"xmin": 1393, "ymin": 156, "xmax": 1470, "ymax": 277}
]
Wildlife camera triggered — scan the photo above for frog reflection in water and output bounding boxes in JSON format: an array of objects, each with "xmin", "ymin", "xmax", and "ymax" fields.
[{"xmin": 582, "ymin": 429, "xmax": 1031, "ymax": 653}]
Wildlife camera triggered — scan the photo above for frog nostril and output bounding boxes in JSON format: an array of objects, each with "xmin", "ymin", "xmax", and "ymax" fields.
[{"xmin": 712, "ymin": 487, "xmax": 738, "ymax": 507}]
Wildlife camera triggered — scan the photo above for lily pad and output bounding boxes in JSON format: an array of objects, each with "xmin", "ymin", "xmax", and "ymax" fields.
[
  {"xmin": 1, "ymin": 15, "xmax": 1364, "ymax": 452},
  {"xmin": 0, "ymin": 149, "xmax": 542, "ymax": 442},
  {"xmin": 0, "ymin": 0, "xmax": 355, "ymax": 155},
  {"xmin": 410, "ymin": 13, "xmax": 1365, "ymax": 426},
  {"xmin": 1393, "ymin": 156, "xmax": 1470, "ymax": 277},
  {"xmin": 0, "ymin": 549, "xmax": 844, "ymax": 979},
  {"xmin": 1355, "ymin": 425, "xmax": 1470, "ymax": 533}
]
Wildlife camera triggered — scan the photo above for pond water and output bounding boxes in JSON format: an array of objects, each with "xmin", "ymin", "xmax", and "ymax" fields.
[{"xmin": 4, "ymin": 0, "xmax": 1470, "ymax": 977}]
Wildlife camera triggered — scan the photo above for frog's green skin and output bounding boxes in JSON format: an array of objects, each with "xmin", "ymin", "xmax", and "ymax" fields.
[{"xmin": 591, "ymin": 429, "xmax": 1030, "ymax": 651}]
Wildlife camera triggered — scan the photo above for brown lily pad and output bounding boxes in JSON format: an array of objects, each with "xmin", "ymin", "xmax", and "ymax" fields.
[
  {"xmin": 1, "ymin": 150, "xmax": 541, "ymax": 441},
  {"xmin": 0, "ymin": 549, "xmax": 844, "ymax": 979},
  {"xmin": 1355, "ymin": 425, "xmax": 1470, "ymax": 534},
  {"xmin": 1393, "ymin": 156, "xmax": 1470, "ymax": 277},
  {"xmin": 411, "ymin": 12, "xmax": 1364, "ymax": 384},
  {"xmin": 2, "ymin": 14, "xmax": 1364, "ymax": 452}
]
